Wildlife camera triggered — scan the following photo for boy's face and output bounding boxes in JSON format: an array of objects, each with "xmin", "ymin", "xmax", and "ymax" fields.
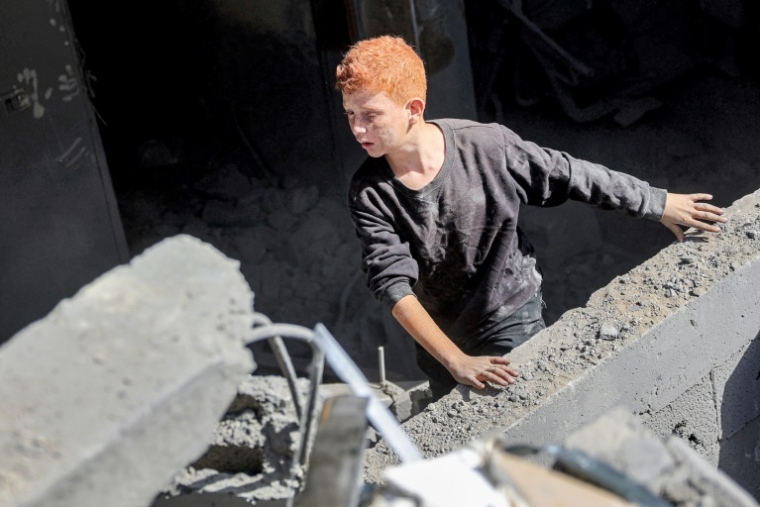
[{"xmin": 342, "ymin": 89, "xmax": 412, "ymax": 158}]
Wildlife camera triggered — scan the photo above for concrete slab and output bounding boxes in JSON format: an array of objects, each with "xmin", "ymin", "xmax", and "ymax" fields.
[
  {"xmin": 565, "ymin": 407, "xmax": 675, "ymax": 489},
  {"xmin": 713, "ymin": 335, "xmax": 760, "ymax": 439},
  {"xmin": 667, "ymin": 436, "xmax": 759, "ymax": 507},
  {"xmin": 644, "ymin": 377, "xmax": 720, "ymax": 465},
  {"xmin": 561, "ymin": 407, "xmax": 758, "ymax": 507},
  {"xmin": 0, "ymin": 235, "xmax": 255, "ymax": 507}
]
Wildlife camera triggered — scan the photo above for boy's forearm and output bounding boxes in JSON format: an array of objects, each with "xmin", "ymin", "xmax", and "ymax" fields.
[{"xmin": 390, "ymin": 294, "xmax": 464, "ymax": 369}]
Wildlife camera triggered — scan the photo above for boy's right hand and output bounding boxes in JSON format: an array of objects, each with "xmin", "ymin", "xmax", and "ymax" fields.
[{"xmin": 446, "ymin": 353, "xmax": 519, "ymax": 390}]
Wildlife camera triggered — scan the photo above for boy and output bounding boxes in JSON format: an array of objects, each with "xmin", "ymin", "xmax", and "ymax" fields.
[{"xmin": 337, "ymin": 36, "xmax": 726, "ymax": 400}]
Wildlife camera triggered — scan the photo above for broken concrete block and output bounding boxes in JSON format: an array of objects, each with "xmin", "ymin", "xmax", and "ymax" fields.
[
  {"xmin": 564, "ymin": 407, "xmax": 758, "ymax": 507},
  {"xmin": 164, "ymin": 375, "xmax": 312, "ymax": 505},
  {"xmin": 564, "ymin": 407, "xmax": 675, "ymax": 490},
  {"xmin": 645, "ymin": 377, "xmax": 720, "ymax": 465},
  {"xmin": 0, "ymin": 235, "xmax": 255, "ymax": 507},
  {"xmin": 666, "ymin": 435, "xmax": 758, "ymax": 507}
]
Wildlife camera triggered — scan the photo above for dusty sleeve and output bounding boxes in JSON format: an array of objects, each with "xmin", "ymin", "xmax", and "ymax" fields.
[
  {"xmin": 501, "ymin": 125, "xmax": 667, "ymax": 221},
  {"xmin": 348, "ymin": 194, "xmax": 419, "ymax": 310}
]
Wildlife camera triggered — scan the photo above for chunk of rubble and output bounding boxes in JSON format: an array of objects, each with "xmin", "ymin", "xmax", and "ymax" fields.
[
  {"xmin": 158, "ymin": 375, "xmax": 313, "ymax": 505},
  {"xmin": 565, "ymin": 407, "xmax": 758, "ymax": 507},
  {"xmin": 0, "ymin": 235, "xmax": 255, "ymax": 507}
]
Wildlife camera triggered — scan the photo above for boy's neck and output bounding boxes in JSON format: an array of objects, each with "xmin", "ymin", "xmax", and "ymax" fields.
[{"xmin": 385, "ymin": 121, "xmax": 446, "ymax": 191}]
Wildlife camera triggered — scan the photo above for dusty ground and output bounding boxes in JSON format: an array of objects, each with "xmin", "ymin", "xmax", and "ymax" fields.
[{"xmin": 155, "ymin": 375, "xmax": 313, "ymax": 505}]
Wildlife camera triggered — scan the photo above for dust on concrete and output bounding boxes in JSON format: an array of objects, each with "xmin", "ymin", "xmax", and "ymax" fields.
[
  {"xmin": 362, "ymin": 188, "xmax": 760, "ymax": 482},
  {"xmin": 159, "ymin": 375, "xmax": 315, "ymax": 505},
  {"xmin": 564, "ymin": 407, "xmax": 759, "ymax": 507}
]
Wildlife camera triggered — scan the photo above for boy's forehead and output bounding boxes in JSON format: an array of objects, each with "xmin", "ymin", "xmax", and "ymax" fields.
[{"xmin": 342, "ymin": 89, "xmax": 397, "ymax": 109}]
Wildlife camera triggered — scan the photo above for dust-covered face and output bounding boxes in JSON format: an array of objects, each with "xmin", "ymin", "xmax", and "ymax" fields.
[{"xmin": 342, "ymin": 90, "xmax": 412, "ymax": 158}]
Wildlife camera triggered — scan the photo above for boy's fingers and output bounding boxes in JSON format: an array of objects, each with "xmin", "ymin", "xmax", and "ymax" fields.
[
  {"xmin": 666, "ymin": 222, "xmax": 685, "ymax": 242},
  {"xmin": 691, "ymin": 222, "xmax": 722, "ymax": 233},
  {"xmin": 494, "ymin": 364, "xmax": 519, "ymax": 377},
  {"xmin": 483, "ymin": 371, "xmax": 509, "ymax": 386},
  {"xmin": 691, "ymin": 193, "xmax": 713, "ymax": 201},
  {"xmin": 695, "ymin": 203, "xmax": 724, "ymax": 215},
  {"xmin": 489, "ymin": 367, "xmax": 517, "ymax": 384},
  {"xmin": 695, "ymin": 211, "xmax": 727, "ymax": 223}
]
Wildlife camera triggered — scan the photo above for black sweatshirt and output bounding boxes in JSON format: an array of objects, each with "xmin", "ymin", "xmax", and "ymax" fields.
[{"xmin": 348, "ymin": 119, "xmax": 667, "ymax": 343}]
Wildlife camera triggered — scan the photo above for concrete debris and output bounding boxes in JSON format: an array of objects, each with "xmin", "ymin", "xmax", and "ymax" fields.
[
  {"xmin": 599, "ymin": 322, "xmax": 620, "ymax": 340},
  {"xmin": 0, "ymin": 235, "xmax": 255, "ymax": 507},
  {"xmin": 159, "ymin": 375, "xmax": 317, "ymax": 505},
  {"xmin": 368, "ymin": 407, "xmax": 754, "ymax": 507},
  {"xmin": 564, "ymin": 407, "xmax": 758, "ymax": 507},
  {"xmin": 320, "ymin": 380, "xmax": 432, "ymax": 424},
  {"xmin": 362, "ymin": 187, "xmax": 760, "ymax": 499}
]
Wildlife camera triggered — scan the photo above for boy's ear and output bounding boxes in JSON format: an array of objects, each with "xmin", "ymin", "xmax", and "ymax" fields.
[{"xmin": 406, "ymin": 97, "xmax": 425, "ymax": 125}]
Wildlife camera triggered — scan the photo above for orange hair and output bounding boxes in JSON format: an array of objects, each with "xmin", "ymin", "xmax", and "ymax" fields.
[{"xmin": 336, "ymin": 36, "xmax": 427, "ymax": 105}]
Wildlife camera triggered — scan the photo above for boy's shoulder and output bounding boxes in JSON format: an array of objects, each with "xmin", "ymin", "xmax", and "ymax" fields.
[
  {"xmin": 348, "ymin": 156, "xmax": 386, "ymax": 201},
  {"xmin": 434, "ymin": 118, "xmax": 498, "ymax": 131},
  {"xmin": 434, "ymin": 118, "xmax": 507, "ymax": 143}
]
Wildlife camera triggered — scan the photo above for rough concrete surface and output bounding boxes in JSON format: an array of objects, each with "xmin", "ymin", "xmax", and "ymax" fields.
[
  {"xmin": 0, "ymin": 235, "xmax": 255, "ymax": 507},
  {"xmin": 565, "ymin": 407, "xmax": 758, "ymax": 507},
  {"xmin": 644, "ymin": 377, "xmax": 720, "ymax": 466},
  {"xmin": 158, "ymin": 375, "xmax": 314, "ymax": 505},
  {"xmin": 718, "ymin": 414, "xmax": 760, "ymax": 499},
  {"xmin": 363, "ymin": 188, "xmax": 760, "ymax": 494}
]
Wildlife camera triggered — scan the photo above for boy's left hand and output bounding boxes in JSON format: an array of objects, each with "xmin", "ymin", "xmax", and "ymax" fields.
[{"xmin": 660, "ymin": 193, "xmax": 727, "ymax": 242}]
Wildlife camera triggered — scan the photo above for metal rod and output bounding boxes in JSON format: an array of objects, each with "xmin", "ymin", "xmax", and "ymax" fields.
[
  {"xmin": 252, "ymin": 312, "xmax": 303, "ymax": 422},
  {"xmin": 378, "ymin": 346, "xmax": 386, "ymax": 384},
  {"xmin": 245, "ymin": 323, "xmax": 325, "ymax": 469},
  {"xmin": 314, "ymin": 324, "xmax": 422, "ymax": 463}
]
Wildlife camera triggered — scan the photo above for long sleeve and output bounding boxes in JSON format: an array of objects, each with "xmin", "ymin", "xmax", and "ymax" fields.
[
  {"xmin": 501, "ymin": 126, "xmax": 667, "ymax": 221},
  {"xmin": 348, "ymin": 189, "xmax": 419, "ymax": 309}
]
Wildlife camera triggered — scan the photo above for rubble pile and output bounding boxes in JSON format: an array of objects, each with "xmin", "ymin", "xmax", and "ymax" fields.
[
  {"xmin": 159, "ymin": 375, "xmax": 314, "ymax": 505},
  {"xmin": 565, "ymin": 408, "xmax": 758, "ymax": 507}
]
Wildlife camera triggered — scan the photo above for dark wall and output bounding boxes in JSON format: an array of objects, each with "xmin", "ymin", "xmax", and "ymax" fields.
[{"xmin": 0, "ymin": 0, "xmax": 128, "ymax": 342}]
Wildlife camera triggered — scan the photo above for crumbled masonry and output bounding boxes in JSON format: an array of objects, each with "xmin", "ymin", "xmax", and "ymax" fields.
[
  {"xmin": 160, "ymin": 375, "xmax": 315, "ymax": 504},
  {"xmin": 0, "ymin": 235, "xmax": 255, "ymax": 507},
  {"xmin": 363, "ymin": 188, "xmax": 760, "ymax": 499},
  {"xmin": 564, "ymin": 407, "xmax": 758, "ymax": 507}
]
